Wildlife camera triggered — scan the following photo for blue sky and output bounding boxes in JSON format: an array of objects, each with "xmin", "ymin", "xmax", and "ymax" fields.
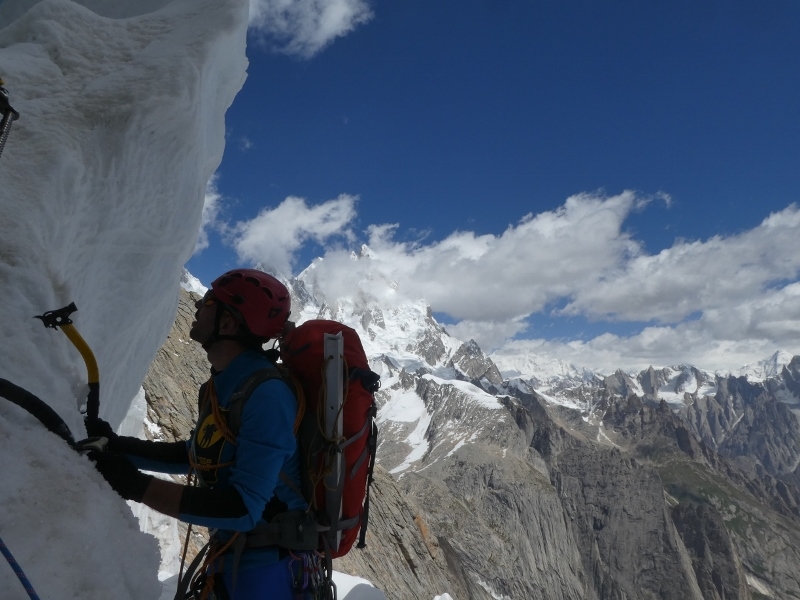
[{"xmin": 188, "ymin": 0, "xmax": 800, "ymax": 371}]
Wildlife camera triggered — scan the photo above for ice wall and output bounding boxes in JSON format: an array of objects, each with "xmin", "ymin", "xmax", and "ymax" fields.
[
  {"xmin": 0, "ymin": 1, "xmax": 248, "ymax": 597},
  {"xmin": 0, "ymin": 0, "xmax": 247, "ymax": 430}
]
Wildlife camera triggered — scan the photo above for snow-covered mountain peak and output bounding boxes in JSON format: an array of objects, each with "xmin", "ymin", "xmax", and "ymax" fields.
[
  {"xmin": 296, "ymin": 253, "xmax": 401, "ymax": 308},
  {"xmin": 288, "ymin": 273, "xmax": 462, "ymax": 372},
  {"xmin": 357, "ymin": 243, "xmax": 373, "ymax": 259},
  {"xmin": 636, "ymin": 364, "xmax": 718, "ymax": 406},
  {"xmin": 180, "ymin": 268, "xmax": 207, "ymax": 295},
  {"xmin": 490, "ymin": 350, "xmax": 597, "ymax": 385},
  {"xmin": 737, "ymin": 350, "xmax": 796, "ymax": 382}
]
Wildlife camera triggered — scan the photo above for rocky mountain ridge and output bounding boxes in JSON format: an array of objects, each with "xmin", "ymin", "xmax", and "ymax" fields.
[{"xmin": 138, "ymin": 280, "xmax": 800, "ymax": 599}]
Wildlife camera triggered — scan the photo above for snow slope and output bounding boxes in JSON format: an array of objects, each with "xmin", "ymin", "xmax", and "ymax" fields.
[{"xmin": 737, "ymin": 350, "xmax": 795, "ymax": 382}]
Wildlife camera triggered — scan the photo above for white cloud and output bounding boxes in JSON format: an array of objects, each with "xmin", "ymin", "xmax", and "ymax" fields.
[
  {"xmin": 249, "ymin": 0, "xmax": 373, "ymax": 58},
  {"xmin": 222, "ymin": 191, "xmax": 800, "ymax": 371},
  {"xmin": 493, "ymin": 313, "xmax": 800, "ymax": 375},
  {"xmin": 229, "ymin": 194, "xmax": 357, "ymax": 275},
  {"xmin": 560, "ymin": 204, "xmax": 800, "ymax": 323},
  {"xmin": 193, "ymin": 176, "xmax": 222, "ymax": 255},
  {"xmin": 308, "ymin": 191, "xmax": 644, "ymax": 321},
  {"xmin": 446, "ymin": 318, "xmax": 529, "ymax": 353}
]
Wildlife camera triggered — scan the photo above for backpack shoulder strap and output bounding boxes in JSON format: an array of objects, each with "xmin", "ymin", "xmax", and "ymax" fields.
[{"xmin": 227, "ymin": 367, "xmax": 287, "ymax": 437}]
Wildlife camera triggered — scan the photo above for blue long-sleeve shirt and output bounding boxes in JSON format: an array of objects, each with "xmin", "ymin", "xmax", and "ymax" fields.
[
  {"xmin": 186, "ymin": 350, "xmax": 306, "ymax": 528},
  {"xmin": 131, "ymin": 350, "xmax": 306, "ymax": 570}
]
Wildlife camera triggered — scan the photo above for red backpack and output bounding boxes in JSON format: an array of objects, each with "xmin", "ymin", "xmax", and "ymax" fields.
[
  {"xmin": 280, "ymin": 319, "xmax": 380, "ymax": 557},
  {"xmin": 225, "ymin": 319, "xmax": 380, "ymax": 558}
]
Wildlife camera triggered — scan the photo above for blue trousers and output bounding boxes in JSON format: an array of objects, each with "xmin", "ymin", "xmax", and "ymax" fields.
[{"xmin": 221, "ymin": 556, "xmax": 296, "ymax": 600}]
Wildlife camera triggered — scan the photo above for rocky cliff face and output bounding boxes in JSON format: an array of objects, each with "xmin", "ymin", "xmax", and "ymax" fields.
[
  {"xmin": 671, "ymin": 503, "xmax": 750, "ymax": 600},
  {"xmin": 336, "ymin": 466, "xmax": 475, "ymax": 600},
  {"xmin": 141, "ymin": 289, "xmax": 207, "ymax": 440},
  {"xmin": 140, "ymin": 288, "xmax": 208, "ymax": 564},
  {"xmin": 589, "ymin": 392, "xmax": 800, "ymax": 600},
  {"xmin": 139, "ymin": 283, "xmax": 800, "ymax": 600}
]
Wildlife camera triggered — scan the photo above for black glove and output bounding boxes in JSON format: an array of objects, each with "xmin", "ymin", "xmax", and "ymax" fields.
[
  {"xmin": 91, "ymin": 451, "xmax": 153, "ymax": 502},
  {"xmin": 85, "ymin": 417, "xmax": 119, "ymax": 446},
  {"xmin": 84, "ymin": 418, "xmax": 188, "ymax": 465}
]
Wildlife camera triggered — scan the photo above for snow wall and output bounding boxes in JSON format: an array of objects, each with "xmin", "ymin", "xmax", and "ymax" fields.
[{"xmin": 0, "ymin": 0, "xmax": 248, "ymax": 597}]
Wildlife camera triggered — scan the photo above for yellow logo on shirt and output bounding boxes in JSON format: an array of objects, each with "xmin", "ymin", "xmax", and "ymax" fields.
[{"xmin": 196, "ymin": 414, "xmax": 224, "ymax": 449}]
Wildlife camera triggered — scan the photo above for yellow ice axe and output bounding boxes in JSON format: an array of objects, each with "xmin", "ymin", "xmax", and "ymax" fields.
[{"xmin": 35, "ymin": 303, "xmax": 100, "ymax": 421}]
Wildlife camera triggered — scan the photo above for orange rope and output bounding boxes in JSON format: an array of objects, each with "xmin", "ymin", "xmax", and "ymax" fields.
[
  {"xmin": 189, "ymin": 379, "xmax": 235, "ymax": 472},
  {"xmin": 177, "ymin": 470, "xmax": 197, "ymax": 583},
  {"xmin": 189, "ymin": 455, "xmax": 235, "ymax": 472},
  {"xmin": 195, "ymin": 532, "xmax": 240, "ymax": 600},
  {"xmin": 208, "ymin": 378, "xmax": 237, "ymax": 445}
]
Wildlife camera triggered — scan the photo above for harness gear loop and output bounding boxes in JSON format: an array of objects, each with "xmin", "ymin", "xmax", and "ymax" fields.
[{"xmin": 193, "ymin": 532, "xmax": 240, "ymax": 600}]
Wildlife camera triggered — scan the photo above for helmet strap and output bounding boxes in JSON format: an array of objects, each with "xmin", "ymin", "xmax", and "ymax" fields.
[
  {"xmin": 202, "ymin": 304, "xmax": 263, "ymax": 350},
  {"xmin": 200, "ymin": 303, "xmax": 227, "ymax": 351}
]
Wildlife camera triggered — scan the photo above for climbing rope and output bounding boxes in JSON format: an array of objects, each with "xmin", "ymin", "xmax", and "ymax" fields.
[{"xmin": 0, "ymin": 534, "xmax": 41, "ymax": 600}]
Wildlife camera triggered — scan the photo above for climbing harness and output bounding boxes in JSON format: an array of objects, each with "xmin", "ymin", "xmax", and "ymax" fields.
[
  {"xmin": 0, "ymin": 534, "xmax": 42, "ymax": 600},
  {"xmin": 0, "ymin": 79, "xmax": 19, "ymax": 161}
]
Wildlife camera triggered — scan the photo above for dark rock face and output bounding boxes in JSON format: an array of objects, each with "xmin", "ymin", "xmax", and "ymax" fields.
[
  {"xmin": 602, "ymin": 370, "xmax": 639, "ymax": 399},
  {"xmin": 671, "ymin": 503, "xmax": 750, "ymax": 600},
  {"xmin": 676, "ymin": 369, "xmax": 800, "ymax": 491},
  {"xmin": 718, "ymin": 392, "xmax": 800, "ymax": 480},
  {"xmin": 141, "ymin": 288, "xmax": 207, "ymax": 442},
  {"xmin": 141, "ymin": 288, "xmax": 209, "ymax": 564},
  {"xmin": 681, "ymin": 392, "xmax": 740, "ymax": 450},
  {"xmin": 335, "ymin": 466, "xmax": 474, "ymax": 600},
  {"xmin": 553, "ymin": 446, "xmax": 703, "ymax": 600},
  {"xmin": 525, "ymin": 400, "xmax": 704, "ymax": 600},
  {"xmin": 407, "ymin": 325, "xmax": 448, "ymax": 365},
  {"xmin": 783, "ymin": 357, "xmax": 800, "ymax": 398},
  {"xmin": 596, "ymin": 390, "xmax": 800, "ymax": 600},
  {"xmin": 450, "ymin": 339, "xmax": 504, "ymax": 385},
  {"xmin": 402, "ymin": 448, "xmax": 586, "ymax": 600}
]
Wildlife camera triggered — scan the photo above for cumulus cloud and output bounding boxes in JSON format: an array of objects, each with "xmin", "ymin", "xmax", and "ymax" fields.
[
  {"xmin": 229, "ymin": 194, "xmax": 357, "ymax": 276},
  {"xmin": 193, "ymin": 176, "xmax": 222, "ymax": 255},
  {"xmin": 223, "ymin": 191, "xmax": 800, "ymax": 371},
  {"xmin": 307, "ymin": 191, "xmax": 645, "ymax": 321},
  {"xmin": 249, "ymin": 0, "xmax": 373, "ymax": 58},
  {"xmin": 561, "ymin": 205, "xmax": 800, "ymax": 323},
  {"xmin": 446, "ymin": 318, "xmax": 529, "ymax": 353}
]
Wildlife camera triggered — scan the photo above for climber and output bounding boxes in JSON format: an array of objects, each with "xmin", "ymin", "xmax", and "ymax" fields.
[{"xmin": 87, "ymin": 269, "xmax": 310, "ymax": 600}]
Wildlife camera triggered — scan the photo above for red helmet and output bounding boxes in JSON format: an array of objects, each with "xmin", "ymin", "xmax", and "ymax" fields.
[{"xmin": 210, "ymin": 269, "xmax": 291, "ymax": 339}]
